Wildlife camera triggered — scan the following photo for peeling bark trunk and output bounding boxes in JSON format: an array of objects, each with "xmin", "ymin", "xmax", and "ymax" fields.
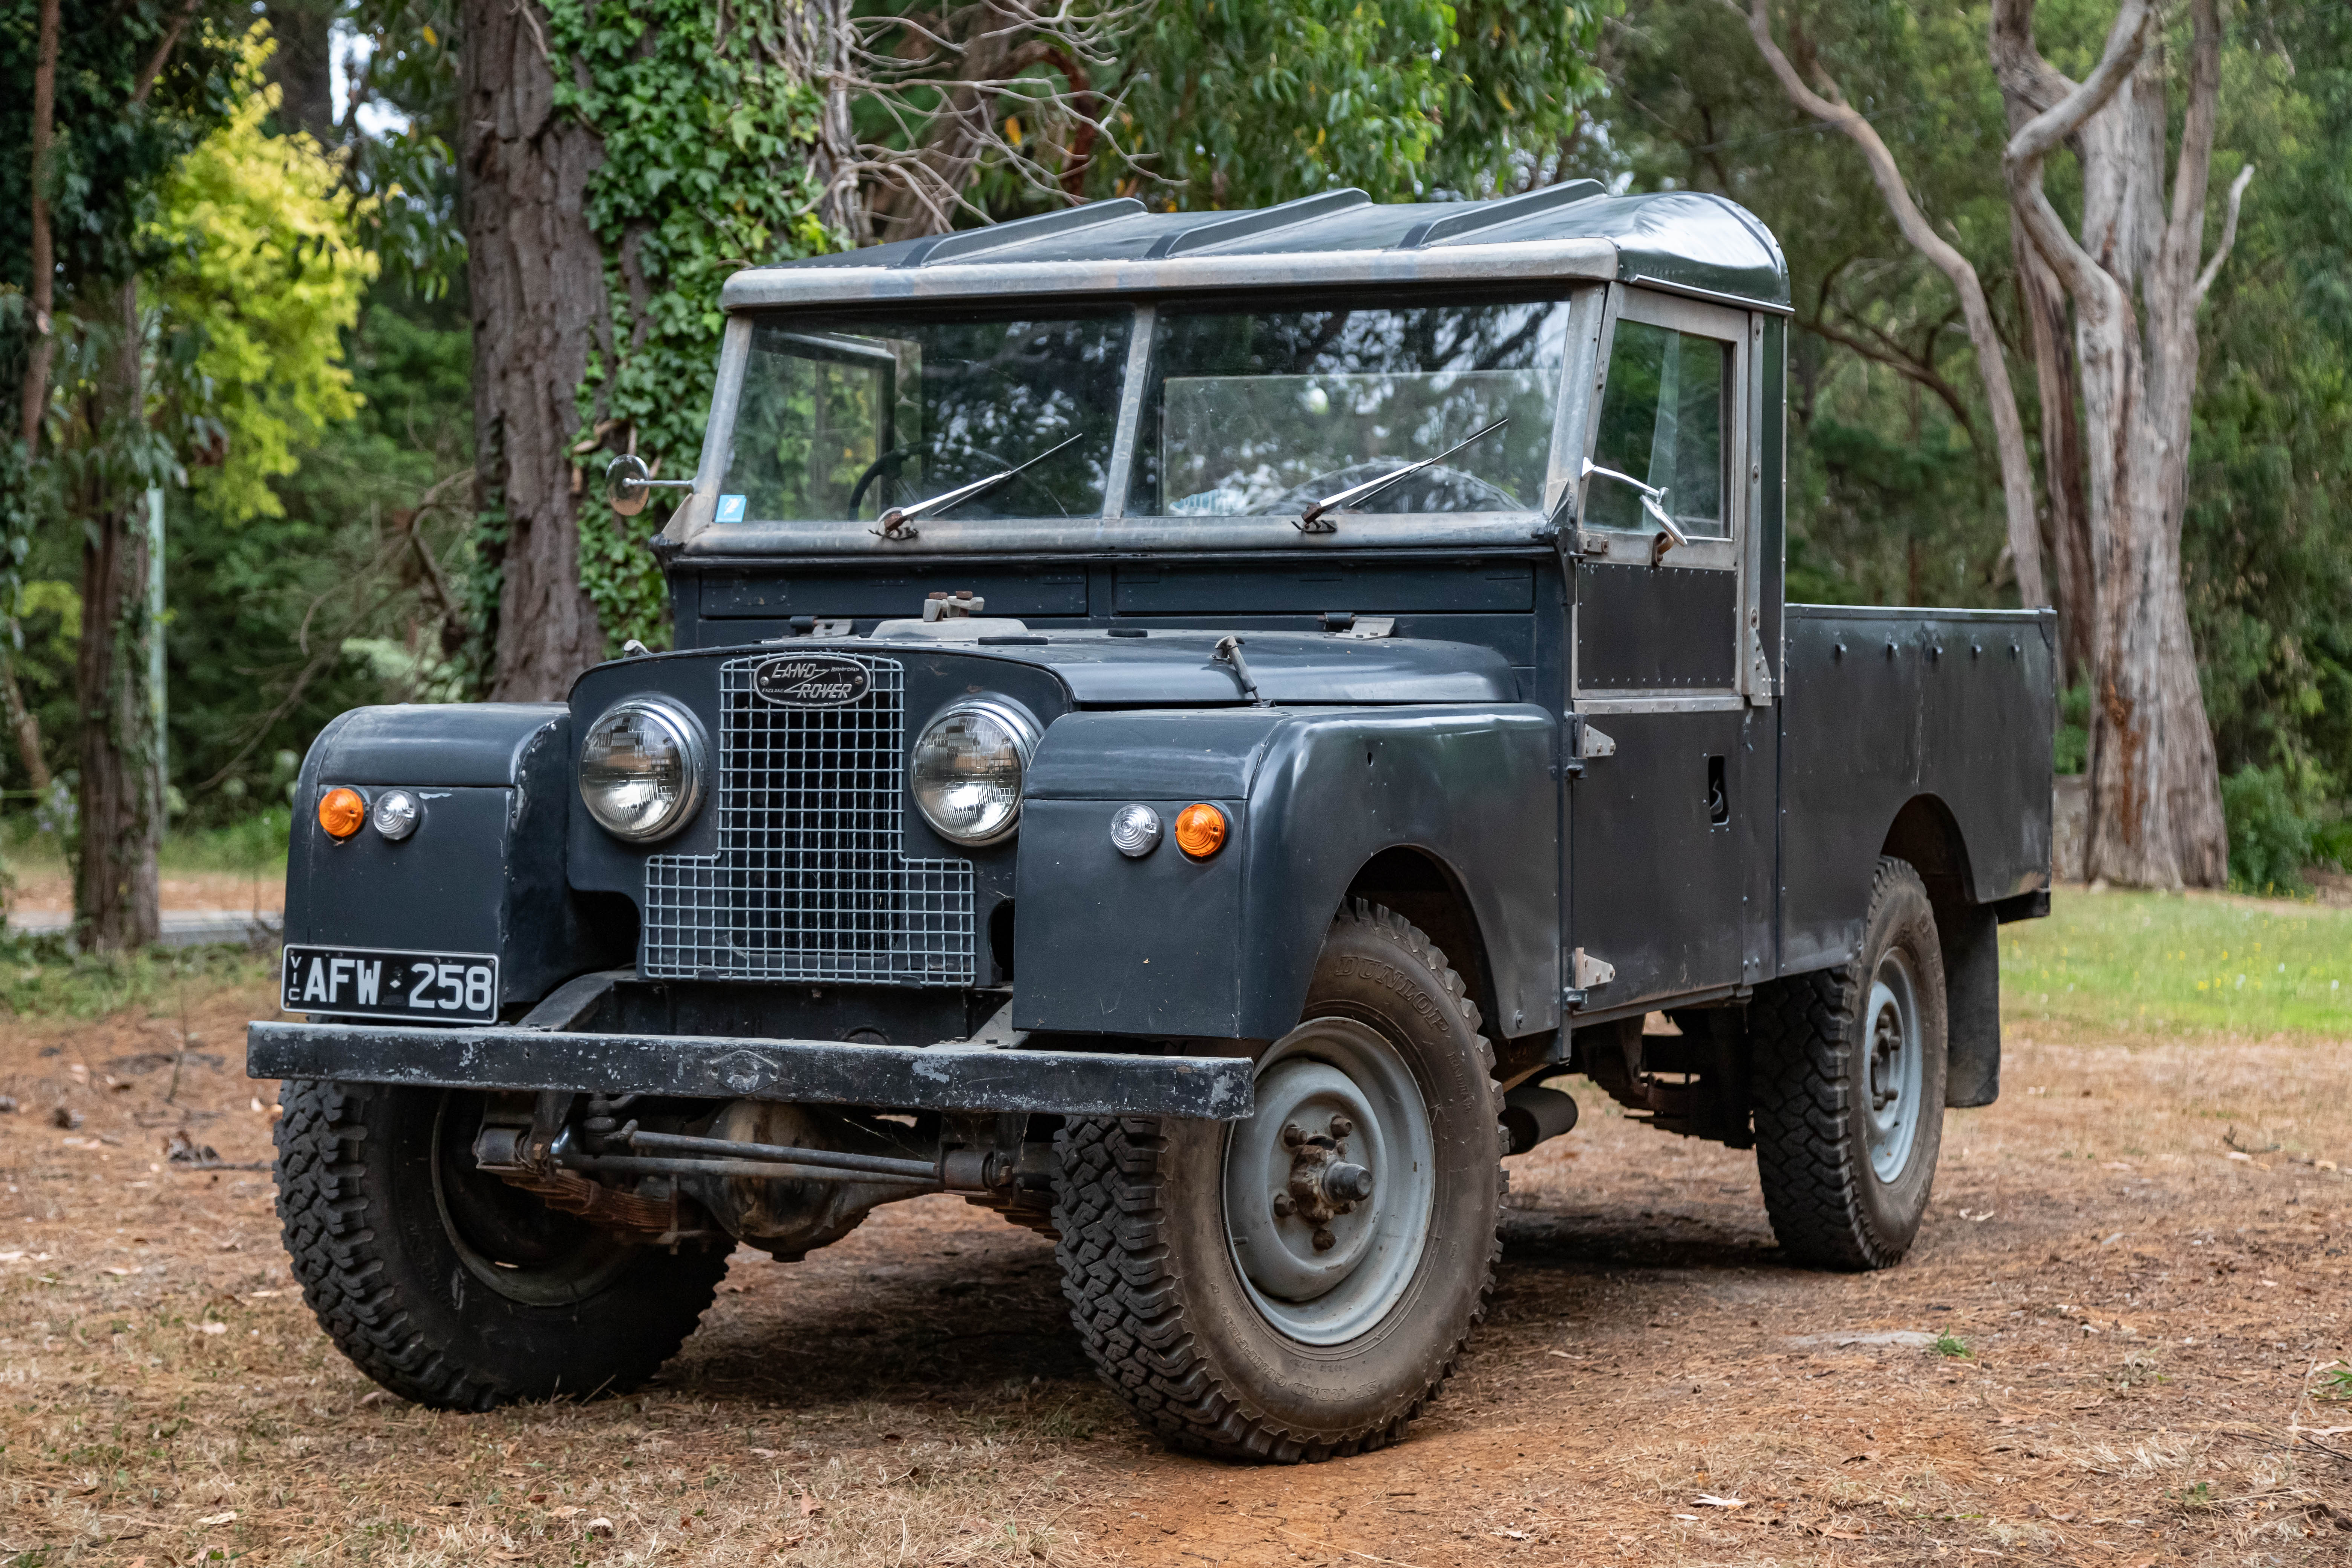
[
  {"xmin": 1995, "ymin": 0, "xmax": 2240, "ymax": 889},
  {"xmin": 462, "ymin": 0, "xmax": 611, "ymax": 699},
  {"xmin": 2012, "ymin": 230, "xmax": 2091, "ymax": 684},
  {"xmin": 73, "ymin": 279, "xmax": 162, "ymax": 951}
]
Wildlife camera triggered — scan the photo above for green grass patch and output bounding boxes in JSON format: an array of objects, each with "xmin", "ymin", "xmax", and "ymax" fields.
[
  {"xmin": 1931, "ymin": 1333, "xmax": 1970, "ymax": 1358},
  {"xmin": 0, "ymin": 936, "xmax": 276, "ymax": 1019},
  {"xmin": 2003, "ymin": 888, "xmax": 2352, "ymax": 1036}
]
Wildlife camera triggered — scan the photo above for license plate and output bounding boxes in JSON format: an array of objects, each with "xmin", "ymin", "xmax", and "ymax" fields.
[{"xmin": 282, "ymin": 945, "xmax": 501, "ymax": 1023}]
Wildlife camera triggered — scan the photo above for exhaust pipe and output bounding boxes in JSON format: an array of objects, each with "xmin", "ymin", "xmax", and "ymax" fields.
[{"xmin": 1500, "ymin": 1083, "xmax": 1579, "ymax": 1155}]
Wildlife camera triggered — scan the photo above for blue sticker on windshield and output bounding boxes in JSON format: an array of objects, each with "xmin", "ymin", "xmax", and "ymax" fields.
[{"xmin": 715, "ymin": 494, "xmax": 747, "ymax": 523}]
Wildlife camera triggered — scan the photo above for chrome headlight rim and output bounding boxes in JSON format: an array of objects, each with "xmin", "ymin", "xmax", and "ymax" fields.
[
  {"xmin": 579, "ymin": 695, "xmax": 709, "ymax": 844},
  {"xmin": 909, "ymin": 694, "xmax": 1042, "ymax": 847}
]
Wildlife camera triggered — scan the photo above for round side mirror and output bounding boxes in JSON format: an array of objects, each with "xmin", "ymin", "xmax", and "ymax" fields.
[{"xmin": 606, "ymin": 454, "xmax": 652, "ymax": 517}]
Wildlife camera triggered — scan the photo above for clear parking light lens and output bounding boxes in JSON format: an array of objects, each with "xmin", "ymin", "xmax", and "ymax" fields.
[
  {"xmin": 372, "ymin": 788, "xmax": 422, "ymax": 841},
  {"xmin": 1109, "ymin": 804, "xmax": 1162, "ymax": 858},
  {"xmin": 910, "ymin": 697, "xmax": 1040, "ymax": 847},
  {"xmin": 579, "ymin": 697, "xmax": 707, "ymax": 842}
]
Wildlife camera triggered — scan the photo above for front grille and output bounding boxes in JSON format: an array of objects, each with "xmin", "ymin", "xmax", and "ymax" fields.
[{"xmin": 641, "ymin": 654, "xmax": 975, "ymax": 983}]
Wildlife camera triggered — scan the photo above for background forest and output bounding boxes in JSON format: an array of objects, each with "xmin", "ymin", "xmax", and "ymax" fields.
[{"xmin": 2, "ymin": 0, "xmax": 2348, "ymax": 941}]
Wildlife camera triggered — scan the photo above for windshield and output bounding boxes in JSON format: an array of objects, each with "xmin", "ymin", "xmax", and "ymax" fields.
[
  {"xmin": 719, "ymin": 309, "xmax": 1130, "ymax": 524},
  {"xmin": 1128, "ymin": 299, "xmax": 1571, "ymax": 518}
]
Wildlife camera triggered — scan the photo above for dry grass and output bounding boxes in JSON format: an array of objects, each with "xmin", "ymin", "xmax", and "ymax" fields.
[{"xmin": 3, "ymin": 979, "xmax": 2350, "ymax": 1565}]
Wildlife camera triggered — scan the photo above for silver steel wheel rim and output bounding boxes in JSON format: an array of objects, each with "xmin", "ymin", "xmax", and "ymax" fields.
[
  {"xmin": 1862, "ymin": 950, "xmax": 1925, "ymax": 1183},
  {"xmin": 1222, "ymin": 1017, "xmax": 1436, "ymax": 1347}
]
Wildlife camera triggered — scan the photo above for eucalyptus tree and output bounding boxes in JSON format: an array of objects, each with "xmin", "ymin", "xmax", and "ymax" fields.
[{"xmin": 1997, "ymin": 0, "xmax": 2249, "ymax": 888}]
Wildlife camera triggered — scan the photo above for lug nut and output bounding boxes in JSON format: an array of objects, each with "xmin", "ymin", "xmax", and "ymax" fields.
[
  {"xmin": 1272, "ymin": 1193, "xmax": 1295, "ymax": 1218},
  {"xmin": 1312, "ymin": 1227, "xmax": 1337, "ymax": 1252},
  {"xmin": 1281, "ymin": 1121, "xmax": 1305, "ymax": 1148},
  {"xmin": 1329, "ymin": 1114, "xmax": 1354, "ymax": 1139}
]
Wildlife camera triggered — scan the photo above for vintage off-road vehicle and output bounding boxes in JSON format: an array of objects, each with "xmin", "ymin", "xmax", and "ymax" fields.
[{"xmin": 252, "ymin": 183, "xmax": 2053, "ymax": 1461}]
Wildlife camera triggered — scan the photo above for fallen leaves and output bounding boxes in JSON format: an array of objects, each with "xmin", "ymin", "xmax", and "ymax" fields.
[
  {"xmin": 1691, "ymin": 1494, "xmax": 1746, "ymax": 1509},
  {"xmin": 195, "ymin": 1510, "xmax": 237, "ymax": 1526}
]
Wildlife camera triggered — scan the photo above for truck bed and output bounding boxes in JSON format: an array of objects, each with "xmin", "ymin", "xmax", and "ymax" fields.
[{"xmin": 1778, "ymin": 605, "xmax": 2056, "ymax": 977}]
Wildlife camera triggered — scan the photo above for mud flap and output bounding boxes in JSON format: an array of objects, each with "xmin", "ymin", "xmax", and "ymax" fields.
[{"xmin": 1941, "ymin": 902, "xmax": 2000, "ymax": 1107}]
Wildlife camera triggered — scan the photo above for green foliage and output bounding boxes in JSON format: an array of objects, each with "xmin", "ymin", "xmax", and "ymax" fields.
[
  {"xmin": 1931, "ymin": 1333, "xmax": 1969, "ymax": 1358},
  {"xmin": 2054, "ymin": 683, "xmax": 2090, "ymax": 776},
  {"xmin": 1077, "ymin": 0, "xmax": 1611, "ymax": 210},
  {"xmin": 542, "ymin": 0, "xmax": 835, "ymax": 651},
  {"xmin": 2218, "ymin": 763, "xmax": 2343, "ymax": 894},
  {"xmin": 148, "ymin": 33, "xmax": 379, "ymax": 523},
  {"xmin": 1116, "ymin": 0, "xmax": 1455, "ymax": 205}
]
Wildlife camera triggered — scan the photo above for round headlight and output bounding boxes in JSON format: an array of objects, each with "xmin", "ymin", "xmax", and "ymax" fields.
[
  {"xmin": 910, "ymin": 696, "xmax": 1040, "ymax": 846},
  {"xmin": 580, "ymin": 697, "xmax": 707, "ymax": 842}
]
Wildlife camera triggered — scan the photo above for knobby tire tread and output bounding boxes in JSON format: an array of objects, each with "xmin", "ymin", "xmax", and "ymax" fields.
[
  {"xmin": 1750, "ymin": 856, "xmax": 1918, "ymax": 1270},
  {"xmin": 274, "ymin": 1079, "xmax": 721, "ymax": 1410},
  {"xmin": 1052, "ymin": 900, "xmax": 1501, "ymax": 1462}
]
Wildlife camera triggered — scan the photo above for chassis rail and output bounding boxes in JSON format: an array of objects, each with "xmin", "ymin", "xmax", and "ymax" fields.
[{"xmin": 247, "ymin": 1021, "xmax": 1256, "ymax": 1119}]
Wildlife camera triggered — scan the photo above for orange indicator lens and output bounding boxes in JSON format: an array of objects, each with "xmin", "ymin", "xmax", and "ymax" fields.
[
  {"xmin": 1173, "ymin": 802, "xmax": 1228, "ymax": 859},
  {"xmin": 318, "ymin": 787, "xmax": 366, "ymax": 840}
]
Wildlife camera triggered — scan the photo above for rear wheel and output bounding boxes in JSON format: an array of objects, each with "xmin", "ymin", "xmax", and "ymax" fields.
[
  {"xmin": 274, "ymin": 1080, "xmax": 729, "ymax": 1409},
  {"xmin": 1053, "ymin": 901, "xmax": 1502, "ymax": 1461},
  {"xmin": 1750, "ymin": 856, "xmax": 1949, "ymax": 1269}
]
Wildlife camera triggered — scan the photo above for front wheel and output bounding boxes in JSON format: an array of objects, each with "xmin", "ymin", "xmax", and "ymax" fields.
[
  {"xmin": 274, "ymin": 1080, "xmax": 730, "ymax": 1409},
  {"xmin": 1750, "ymin": 856, "xmax": 1949, "ymax": 1269},
  {"xmin": 1053, "ymin": 902, "xmax": 1503, "ymax": 1461}
]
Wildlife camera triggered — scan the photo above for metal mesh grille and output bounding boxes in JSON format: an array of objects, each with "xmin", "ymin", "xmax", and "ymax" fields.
[{"xmin": 642, "ymin": 654, "xmax": 975, "ymax": 983}]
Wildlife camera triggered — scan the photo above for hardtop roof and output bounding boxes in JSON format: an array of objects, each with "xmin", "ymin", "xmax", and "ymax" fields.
[{"xmin": 720, "ymin": 184, "xmax": 1789, "ymax": 314}]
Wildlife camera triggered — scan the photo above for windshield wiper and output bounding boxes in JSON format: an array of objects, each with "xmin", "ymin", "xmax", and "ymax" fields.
[
  {"xmin": 1297, "ymin": 416, "xmax": 1509, "ymax": 533},
  {"xmin": 871, "ymin": 433, "xmax": 1084, "ymax": 541}
]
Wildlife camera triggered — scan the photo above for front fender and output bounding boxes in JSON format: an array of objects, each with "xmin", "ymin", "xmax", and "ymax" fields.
[
  {"xmin": 286, "ymin": 703, "xmax": 629, "ymax": 1014},
  {"xmin": 1012, "ymin": 706, "xmax": 1559, "ymax": 1041}
]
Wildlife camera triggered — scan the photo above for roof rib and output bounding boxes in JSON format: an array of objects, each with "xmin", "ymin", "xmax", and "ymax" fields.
[
  {"xmin": 1395, "ymin": 179, "xmax": 1606, "ymax": 250},
  {"xmin": 894, "ymin": 198, "xmax": 1146, "ymax": 269},
  {"xmin": 1141, "ymin": 190, "xmax": 1370, "ymax": 260}
]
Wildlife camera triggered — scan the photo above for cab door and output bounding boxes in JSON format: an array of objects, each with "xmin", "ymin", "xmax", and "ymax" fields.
[{"xmin": 1564, "ymin": 288, "xmax": 1773, "ymax": 1013}]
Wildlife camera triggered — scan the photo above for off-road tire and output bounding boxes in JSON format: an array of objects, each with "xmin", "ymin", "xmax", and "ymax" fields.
[
  {"xmin": 274, "ymin": 1079, "xmax": 730, "ymax": 1409},
  {"xmin": 1750, "ymin": 856, "xmax": 1948, "ymax": 1269},
  {"xmin": 1052, "ymin": 900, "xmax": 1502, "ymax": 1461}
]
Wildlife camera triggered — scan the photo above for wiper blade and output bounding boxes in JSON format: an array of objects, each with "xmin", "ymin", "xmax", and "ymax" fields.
[
  {"xmin": 872, "ymin": 433, "xmax": 1084, "ymax": 540},
  {"xmin": 1298, "ymin": 416, "xmax": 1509, "ymax": 532}
]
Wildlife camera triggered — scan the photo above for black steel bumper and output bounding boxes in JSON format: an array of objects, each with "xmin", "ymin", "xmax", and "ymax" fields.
[{"xmin": 245, "ymin": 1020, "xmax": 1256, "ymax": 1120}]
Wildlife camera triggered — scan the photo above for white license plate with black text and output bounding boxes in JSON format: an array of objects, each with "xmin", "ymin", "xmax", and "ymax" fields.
[{"xmin": 282, "ymin": 945, "xmax": 501, "ymax": 1023}]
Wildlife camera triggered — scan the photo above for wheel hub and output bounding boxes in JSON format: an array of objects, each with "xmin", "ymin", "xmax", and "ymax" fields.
[
  {"xmin": 1861, "ymin": 951, "xmax": 1925, "ymax": 1184},
  {"xmin": 1223, "ymin": 1017, "xmax": 1437, "ymax": 1346},
  {"xmin": 1274, "ymin": 1116, "xmax": 1376, "ymax": 1248}
]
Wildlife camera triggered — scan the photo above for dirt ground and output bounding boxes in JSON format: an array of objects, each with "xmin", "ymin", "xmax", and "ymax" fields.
[{"xmin": 3, "ymin": 983, "xmax": 2349, "ymax": 1566}]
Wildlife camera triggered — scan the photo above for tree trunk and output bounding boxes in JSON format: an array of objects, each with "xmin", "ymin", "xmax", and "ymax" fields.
[
  {"xmin": 263, "ymin": 0, "xmax": 339, "ymax": 144},
  {"xmin": 73, "ymin": 279, "xmax": 162, "ymax": 951},
  {"xmin": 1996, "ymin": 0, "xmax": 2240, "ymax": 888},
  {"xmin": 2011, "ymin": 230, "xmax": 2092, "ymax": 685},
  {"xmin": 462, "ymin": 0, "xmax": 611, "ymax": 700},
  {"xmin": 17, "ymin": 0, "xmax": 61, "ymax": 451}
]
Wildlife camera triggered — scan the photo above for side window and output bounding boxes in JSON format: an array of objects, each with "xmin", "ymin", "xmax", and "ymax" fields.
[{"xmin": 1588, "ymin": 319, "xmax": 1732, "ymax": 538}]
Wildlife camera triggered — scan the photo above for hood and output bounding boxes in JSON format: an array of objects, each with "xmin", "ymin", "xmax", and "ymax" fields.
[{"xmin": 827, "ymin": 628, "xmax": 1517, "ymax": 707}]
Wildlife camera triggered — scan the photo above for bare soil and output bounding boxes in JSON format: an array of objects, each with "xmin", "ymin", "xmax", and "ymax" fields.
[{"xmin": 3, "ymin": 985, "xmax": 2349, "ymax": 1566}]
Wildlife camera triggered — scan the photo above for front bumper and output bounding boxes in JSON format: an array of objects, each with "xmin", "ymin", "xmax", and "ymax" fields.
[{"xmin": 245, "ymin": 1020, "xmax": 1255, "ymax": 1120}]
